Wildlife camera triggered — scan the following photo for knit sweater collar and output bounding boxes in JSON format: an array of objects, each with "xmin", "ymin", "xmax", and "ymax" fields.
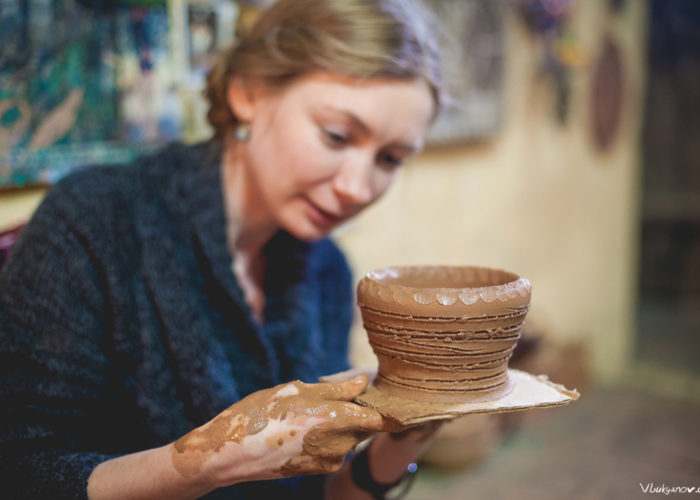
[
  {"xmin": 174, "ymin": 139, "xmax": 315, "ymax": 313},
  {"xmin": 163, "ymin": 140, "xmax": 323, "ymax": 387}
]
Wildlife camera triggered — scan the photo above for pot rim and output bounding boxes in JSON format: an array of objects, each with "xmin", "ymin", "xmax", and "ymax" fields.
[{"xmin": 358, "ymin": 265, "xmax": 531, "ymax": 308}]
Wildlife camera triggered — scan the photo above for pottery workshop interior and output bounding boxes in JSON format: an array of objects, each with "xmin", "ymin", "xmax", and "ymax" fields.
[{"xmin": 1, "ymin": 1, "xmax": 699, "ymax": 499}]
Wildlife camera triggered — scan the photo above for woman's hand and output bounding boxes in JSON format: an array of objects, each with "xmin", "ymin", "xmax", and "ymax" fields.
[
  {"xmin": 170, "ymin": 374, "xmax": 385, "ymax": 488},
  {"xmin": 323, "ymin": 418, "xmax": 444, "ymax": 500},
  {"xmin": 320, "ymin": 368, "xmax": 445, "ymax": 500},
  {"xmin": 88, "ymin": 373, "xmax": 431, "ymax": 500},
  {"xmin": 369, "ymin": 419, "xmax": 443, "ymax": 479},
  {"xmin": 87, "ymin": 375, "xmax": 383, "ymax": 500},
  {"xmin": 320, "ymin": 365, "xmax": 444, "ymax": 480}
]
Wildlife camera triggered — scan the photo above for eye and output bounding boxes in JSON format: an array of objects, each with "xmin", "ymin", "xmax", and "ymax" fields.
[
  {"xmin": 377, "ymin": 152, "xmax": 403, "ymax": 169},
  {"xmin": 322, "ymin": 128, "xmax": 349, "ymax": 148}
]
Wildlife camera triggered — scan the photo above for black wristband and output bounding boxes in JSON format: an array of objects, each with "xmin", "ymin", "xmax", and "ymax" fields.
[{"xmin": 350, "ymin": 444, "xmax": 418, "ymax": 500}]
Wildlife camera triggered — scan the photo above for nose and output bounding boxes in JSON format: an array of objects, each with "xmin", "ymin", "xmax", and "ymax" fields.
[{"xmin": 331, "ymin": 154, "xmax": 375, "ymax": 206}]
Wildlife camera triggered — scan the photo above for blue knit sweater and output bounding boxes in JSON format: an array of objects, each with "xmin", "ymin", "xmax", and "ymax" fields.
[{"xmin": 0, "ymin": 142, "xmax": 354, "ymax": 499}]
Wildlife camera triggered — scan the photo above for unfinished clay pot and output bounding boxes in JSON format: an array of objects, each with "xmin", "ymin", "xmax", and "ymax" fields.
[{"xmin": 357, "ymin": 266, "xmax": 531, "ymax": 404}]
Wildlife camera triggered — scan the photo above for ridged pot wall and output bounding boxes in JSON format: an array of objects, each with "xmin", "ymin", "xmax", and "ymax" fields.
[{"xmin": 357, "ymin": 266, "xmax": 532, "ymax": 404}]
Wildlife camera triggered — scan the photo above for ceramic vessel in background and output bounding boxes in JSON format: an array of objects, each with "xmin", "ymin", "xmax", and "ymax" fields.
[{"xmin": 357, "ymin": 266, "xmax": 531, "ymax": 404}]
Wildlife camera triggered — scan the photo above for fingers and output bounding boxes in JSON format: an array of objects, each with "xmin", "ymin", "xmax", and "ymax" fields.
[
  {"xmin": 298, "ymin": 399, "xmax": 384, "ymax": 433},
  {"xmin": 319, "ymin": 366, "xmax": 378, "ymax": 385},
  {"xmin": 312, "ymin": 374, "xmax": 369, "ymax": 401},
  {"xmin": 335, "ymin": 401, "xmax": 385, "ymax": 432},
  {"xmin": 276, "ymin": 376, "xmax": 387, "ymax": 433}
]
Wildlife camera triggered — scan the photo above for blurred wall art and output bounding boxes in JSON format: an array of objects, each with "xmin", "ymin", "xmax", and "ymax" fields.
[{"xmin": 0, "ymin": 0, "xmax": 237, "ymax": 188}]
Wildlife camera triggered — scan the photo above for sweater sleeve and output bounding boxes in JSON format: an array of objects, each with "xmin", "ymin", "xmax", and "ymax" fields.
[{"xmin": 0, "ymin": 178, "xmax": 116, "ymax": 499}]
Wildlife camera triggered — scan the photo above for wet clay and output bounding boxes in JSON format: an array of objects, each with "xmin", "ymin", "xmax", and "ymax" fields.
[
  {"xmin": 273, "ymin": 402, "xmax": 377, "ymax": 476},
  {"xmin": 357, "ymin": 266, "xmax": 532, "ymax": 404},
  {"xmin": 171, "ymin": 376, "xmax": 380, "ymax": 478}
]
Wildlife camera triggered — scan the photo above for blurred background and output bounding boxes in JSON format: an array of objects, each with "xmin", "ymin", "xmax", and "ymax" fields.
[{"xmin": 1, "ymin": 0, "xmax": 698, "ymax": 498}]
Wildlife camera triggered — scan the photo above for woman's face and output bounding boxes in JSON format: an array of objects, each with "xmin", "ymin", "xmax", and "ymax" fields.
[{"xmin": 229, "ymin": 72, "xmax": 435, "ymax": 242}]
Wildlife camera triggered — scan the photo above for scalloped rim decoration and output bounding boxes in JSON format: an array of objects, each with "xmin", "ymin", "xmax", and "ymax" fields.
[{"xmin": 358, "ymin": 266, "xmax": 532, "ymax": 307}]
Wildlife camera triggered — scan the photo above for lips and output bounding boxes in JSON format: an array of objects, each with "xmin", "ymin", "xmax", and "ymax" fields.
[{"xmin": 303, "ymin": 197, "xmax": 343, "ymax": 227}]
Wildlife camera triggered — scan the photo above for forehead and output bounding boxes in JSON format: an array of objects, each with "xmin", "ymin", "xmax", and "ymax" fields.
[{"xmin": 271, "ymin": 72, "xmax": 436, "ymax": 141}]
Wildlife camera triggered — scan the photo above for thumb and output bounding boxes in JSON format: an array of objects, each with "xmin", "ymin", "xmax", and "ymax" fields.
[{"xmin": 316, "ymin": 374, "xmax": 369, "ymax": 401}]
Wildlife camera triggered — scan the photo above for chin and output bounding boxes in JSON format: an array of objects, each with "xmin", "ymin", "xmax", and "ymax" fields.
[{"xmin": 283, "ymin": 220, "xmax": 332, "ymax": 242}]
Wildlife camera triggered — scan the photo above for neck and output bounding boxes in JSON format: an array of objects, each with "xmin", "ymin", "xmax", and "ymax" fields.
[{"xmin": 221, "ymin": 138, "xmax": 278, "ymax": 260}]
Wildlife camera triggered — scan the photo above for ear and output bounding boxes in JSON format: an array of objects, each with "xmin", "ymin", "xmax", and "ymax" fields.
[{"xmin": 226, "ymin": 77, "xmax": 257, "ymax": 122}]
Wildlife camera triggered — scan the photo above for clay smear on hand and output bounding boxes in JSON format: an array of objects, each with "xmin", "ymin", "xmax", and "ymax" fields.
[
  {"xmin": 171, "ymin": 375, "xmax": 381, "ymax": 478},
  {"xmin": 273, "ymin": 401, "xmax": 378, "ymax": 476}
]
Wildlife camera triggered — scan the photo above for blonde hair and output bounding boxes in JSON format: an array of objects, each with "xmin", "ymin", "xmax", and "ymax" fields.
[{"xmin": 205, "ymin": 0, "xmax": 442, "ymax": 139}]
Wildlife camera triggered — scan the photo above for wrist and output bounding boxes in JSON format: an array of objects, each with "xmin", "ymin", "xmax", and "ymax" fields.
[
  {"xmin": 367, "ymin": 433, "xmax": 417, "ymax": 483},
  {"xmin": 88, "ymin": 445, "xmax": 217, "ymax": 500},
  {"xmin": 170, "ymin": 436, "xmax": 246, "ymax": 491},
  {"xmin": 350, "ymin": 439, "xmax": 418, "ymax": 500},
  {"xmin": 190, "ymin": 443, "xmax": 258, "ymax": 490}
]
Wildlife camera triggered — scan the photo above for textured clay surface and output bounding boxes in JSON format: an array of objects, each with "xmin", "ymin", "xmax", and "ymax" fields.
[{"xmin": 358, "ymin": 266, "xmax": 532, "ymax": 404}]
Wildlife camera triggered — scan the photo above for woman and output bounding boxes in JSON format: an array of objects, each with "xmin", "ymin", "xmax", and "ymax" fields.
[{"xmin": 0, "ymin": 0, "xmax": 442, "ymax": 498}]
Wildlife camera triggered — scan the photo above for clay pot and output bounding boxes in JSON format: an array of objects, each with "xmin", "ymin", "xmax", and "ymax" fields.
[{"xmin": 357, "ymin": 266, "xmax": 531, "ymax": 404}]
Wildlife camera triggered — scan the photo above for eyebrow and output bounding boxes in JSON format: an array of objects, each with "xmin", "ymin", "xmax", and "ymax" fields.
[{"xmin": 322, "ymin": 106, "xmax": 422, "ymax": 153}]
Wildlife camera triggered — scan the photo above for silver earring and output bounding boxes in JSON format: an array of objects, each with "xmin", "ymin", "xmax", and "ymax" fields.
[{"xmin": 234, "ymin": 122, "xmax": 251, "ymax": 141}]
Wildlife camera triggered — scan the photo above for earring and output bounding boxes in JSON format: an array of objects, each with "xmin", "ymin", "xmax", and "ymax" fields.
[{"xmin": 234, "ymin": 122, "xmax": 251, "ymax": 141}]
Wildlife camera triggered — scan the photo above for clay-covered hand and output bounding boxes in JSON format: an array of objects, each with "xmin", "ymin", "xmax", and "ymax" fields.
[{"xmin": 170, "ymin": 375, "xmax": 384, "ymax": 487}]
